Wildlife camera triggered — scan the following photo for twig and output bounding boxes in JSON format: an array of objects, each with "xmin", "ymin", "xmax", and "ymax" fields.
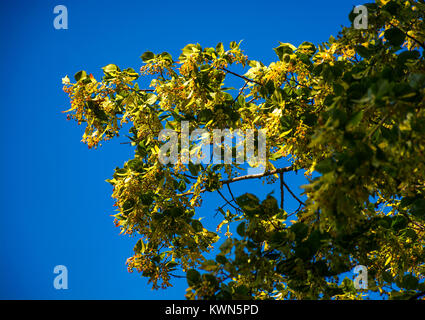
[
  {"xmin": 281, "ymin": 179, "xmax": 305, "ymax": 206},
  {"xmin": 170, "ymin": 273, "xmax": 186, "ymax": 279},
  {"xmin": 221, "ymin": 165, "xmax": 295, "ymax": 184},
  {"xmin": 280, "ymin": 172, "xmax": 284, "ymax": 209},
  {"xmin": 362, "ymin": 114, "xmax": 390, "ymax": 142},
  {"xmin": 129, "ymin": 88, "xmax": 155, "ymax": 93},
  {"xmin": 220, "ymin": 67, "xmax": 263, "ymax": 86},
  {"xmin": 181, "ymin": 173, "xmax": 197, "ymax": 180},
  {"xmin": 246, "ymin": 97, "xmax": 257, "ymax": 104},
  {"xmin": 287, "ymin": 202, "xmax": 304, "ymax": 218},
  {"xmin": 387, "ymin": 21, "xmax": 425, "ymax": 50},
  {"xmin": 288, "ymin": 72, "xmax": 310, "ymax": 89},
  {"xmin": 176, "ymin": 165, "xmax": 295, "ymax": 197},
  {"xmin": 409, "ymin": 290, "xmax": 425, "ymax": 300},
  {"xmin": 226, "ymin": 183, "xmax": 237, "ymax": 204},
  {"xmin": 217, "ymin": 189, "xmax": 241, "ymax": 212},
  {"xmin": 233, "ymin": 81, "xmax": 249, "ymax": 104}
]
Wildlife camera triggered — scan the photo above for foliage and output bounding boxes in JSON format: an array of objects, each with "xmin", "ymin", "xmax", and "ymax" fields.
[{"xmin": 62, "ymin": 0, "xmax": 425, "ymax": 299}]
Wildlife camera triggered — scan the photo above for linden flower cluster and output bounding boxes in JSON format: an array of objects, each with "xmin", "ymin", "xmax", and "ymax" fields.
[
  {"xmin": 340, "ymin": 45, "xmax": 356, "ymax": 59},
  {"xmin": 140, "ymin": 58, "xmax": 174, "ymax": 77},
  {"xmin": 63, "ymin": 74, "xmax": 141, "ymax": 148},
  {"xmin": 264, "ymin": 61, "xmax": 288, "ymax": 87},
  {"xmin": 265, "ymin": 108, "xmax": 283, "ymax": 138},
  {"xmin": 285, "ymin": 119, "xmax": 309, "ymax": 160},
  {"xmin": 179, "ymin": 56, "xmax": 199, "ymax": 77},
  {"xmin": 126, "ymin": 253, "xmax": 172, "ymax": 289}
]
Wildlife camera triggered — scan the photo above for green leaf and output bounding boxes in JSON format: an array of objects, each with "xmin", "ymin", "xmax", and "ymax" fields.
[
  {"xmin": 165, "ymin": 207, "xmax": 185, "ymax": 217},
  {"xmin": 233, "ymin": 284, "xmax": 250, "ymax": 299},
  {"xmin": 261, "ymin": 195, "xmax": 279, "ymax": 215},
  {"xmin": 216, "ymin": 254, "xmax": 228, "ymax": 265},
  {"xmin": 346, "ymin": 110, "xmax": 364, "ymax": 129},
  {"xmin": 402, "ymin": 228, "xmax": 418, "ymax": 241},
  {"xmin": 391, "ymin": 215, "xmax": 408, "ymax": 231},
  {"xmin": 201, "ymin": 259, "xmax": 218, "ymax": 272},
  {"xmin": 216, "ymin": 42, "xmax": 224, "ymax": 55},
  {"xmin": 382, "ymin": 271, "xmax": 393, "ymax": 283},
  {"xmin": 124, "ymin": 67, "xmax": 139, "ymax": 79},
  {"xmin": 203, "ymin": 274, "xmax": 219, "ymax": 290},
  {"xmin": 355, "ymin": 45, "xmax": 372, "ymax": 58},
  {"xmin": 411, "ymin": 199, "xmax": 425, "ymax": 220},
  {"xmin": 382, "ymin": 1, "xmax": 401, "ymax": 16},
  {"xmin": 402, "ymin": 274, "xmax": 419, "ymax": 290},
  {"xmin": 188, "ymin": 162, "xmax": 201, "ymax": 176},
  {"xmin": 294, "ymin": 245, "xmax": 311, "ymax": 260},
  {"xmin": 134, "ymin": 239, "xmax": 145, "ymax": 254},
  {"xmin": 384, "ymin": 27, "xmax": 406, "ymax": 47},
  {"xmin": 122, "ymin": 199, "xmax": 135, "ymax": 216},
  {"xmin": 191, "ymin": 220, "xmax": 203, "ymax": 232},
  {"xmin": 141, "ymin": 51, "xmax": 155, "ymax": 62},
  {"xmin": 186, "ymin": 269, "xmax": 201, "ymax": 286},
  {"xmin": 74, "ymin": 70, "xmax": 87, "ymax": 82},
  {"xmin": 236, "ymin": 193, "xmax": 260, "ymax": 216},
  {"xmin": 166, "ymin": 261, "xmax": 179, "ymax": 270},
  {"xmin": 408, "ymin": 73, "xmax": 425, "ymax": 89},
  {"xmin": 274, "ymin": 42, "xmax": 296, "ymax": 61},
  {"xmin": 145, "ymin": 93, "xmax": 157, "ymax": 105},
  {"xmin": 400, "ymin": 196, "xmax": 417, "ymax": 208},
  {"xmin": 181, "ymin": 44, "xmax": 200, "ymax": 58},
  {"xmin": 290, "ymin": 222, "xmax": 309, "ymax": 243},
  {"xmin": 298, "ymin": 41, "xmax": 316, "ymax": 57},
  {"xmin": 397, "ymin": 50, "xmax": 420, "ymax": 65},
  {"xmin": 236, "ymin": 222, "xmax": 246, "ymax": 237},
  {"xmin": 219, "ymin": 238, "xmax": 233, "ymax": 255},
  {"xmin": 270, "ymin": 231, "xmax": 287, "ymax": 246},
  {"xmin": 315, "ymin": 158, "xmax": 335, "ymax": 174},
  {"xmin": 389, "ymin": 291, "xmax": 413, "ymax": 300},
  {"xmin": 140, "ymin": 193, "xmax": 154, "ymax": 206},
  {"xmin": 102, "ymin": 64, "xmax": 119, "ymax": 74},
  {"xmin": 159, "ymin": 52, "xmax": 173, "ymax": 63}
]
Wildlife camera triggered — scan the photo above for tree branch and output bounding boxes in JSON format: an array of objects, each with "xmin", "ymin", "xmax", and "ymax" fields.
[
  {"xmin": 281, "ymin": 179, "xmax": 305, "ymax": 206},
  {"xmin": 129, "ymin": 87, "xmax": 155, "ymax": 93},
  {"xmin": 387, "ymin": 21, "xmax": 425, "ymax": 50},
  {"xmin": 280, "ymin": 172, "xmax": 284, "ymax": 209},
  {"xmin": 288, "ymin": 72, "xmax": 310, "ymax": 89},
  {"xmin": 226, "ymin": 183, "xmax": 237, "ymax": 204},
  {"xmin": 221, "ymin": 165, "xmax": 295, "ymax": 184},
  {"xmin": 220, "ymin": 67, "xmax": 263, "ymax": 86},
  {"xmin": 176, "ymin": 165, "xmax": 296, "ymax": 197},
  {"xmin": 233, "ymin": 81, "xmax": 249, "ymax": 104},
  {"xmin": 181, "ymin": 173, "xmax": 197, "ymax": 180},
  {"xmin": 217, "ymin": 189, "xmax": 241, "ymax": 212}
]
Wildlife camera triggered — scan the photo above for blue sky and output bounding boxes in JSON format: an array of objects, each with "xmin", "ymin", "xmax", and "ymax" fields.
[{"xmin": 0, "ymin": 0, "xmax": 360, "ymax": 299}]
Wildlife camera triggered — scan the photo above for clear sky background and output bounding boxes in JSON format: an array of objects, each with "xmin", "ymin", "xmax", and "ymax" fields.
[{"xmin": 0, "ymin": 0, "xmax": 361, "ymax": 299}]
